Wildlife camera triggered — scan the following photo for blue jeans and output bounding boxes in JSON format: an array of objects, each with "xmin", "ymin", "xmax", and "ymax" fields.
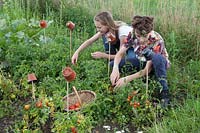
[
  {"xmin": 127, "ymin": 54, "xmax": 169, "ymax": 91},
  {"xmin": 102, "ymin": 36, "xmax": 119, "ymax": 55},
  {"xmin": 152, "ymin": 54, "xmax": 168, "ymax": 91},
  {"xmin": 102, "ymin": 36, "xmax": 137, "ymax": 71}
]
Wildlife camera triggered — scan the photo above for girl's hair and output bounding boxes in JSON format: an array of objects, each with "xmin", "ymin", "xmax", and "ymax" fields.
[
  {"xmin": 132, "ymin": 15, "xmax": 154, "ymax": 36},
  {"xmin": 94, "ymin": 11, "xmax": 126, "ymax": 31}
]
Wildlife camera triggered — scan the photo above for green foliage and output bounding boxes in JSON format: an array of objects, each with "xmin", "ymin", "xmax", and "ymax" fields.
[
  {"xmin": 0, "ymin": 71, "xmax": 20, "ymax": 117},
  {"xmin": 52, "ymin": 112, "xmax": 93, "ymax": 132},
  {"xmin": 61, "ymin": 3, "xmax": 95, "ymax": 37}
]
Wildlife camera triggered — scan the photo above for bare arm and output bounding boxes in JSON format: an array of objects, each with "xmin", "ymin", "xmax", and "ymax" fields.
[
  {"xmin": 111, "ymin": 35, "xmax": 128, "ymax": 66},
  {"xmin": 91, "ymin": 34, "xmax": 127, "ymax": 60},
  {"xmin": 119, "ymin": 35, "xmax": 127, "ymax": 49},
  {"xmin": 115, "ymin": 61, "xmax": 153, "ymax": 87},
  {"xmin": 71, "ymin": 32, "xmax": 102, "ymax": 64},
  {"xmin": 110, "ymin": 45, "xmax": 128, "ymax": 85},
  {"xmin": 127, "ymin": 61, "xmax": 152, "ymax": 81},
  {"xmin": 75, "ymin": 32, "xmax": 102, "ymax": 54},
  {"xmin": 91, "ymin": 52, "xmax": 116, "ymax": 59}
]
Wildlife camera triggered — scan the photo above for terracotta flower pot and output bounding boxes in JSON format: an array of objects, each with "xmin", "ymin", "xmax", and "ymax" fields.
[
  {"xmin": 27, "ymin": 73, "xmax": 37, "ymax": 83},
  {"xmin": 66, "ymin": 21, "xmax": 75, "ymax": 30},
  {"xmin": 62, "ymin": 67, "xmax": 76, "ymax": 82}
]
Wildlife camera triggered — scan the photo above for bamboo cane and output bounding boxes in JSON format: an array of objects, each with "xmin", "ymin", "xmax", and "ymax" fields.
[
  {"xmin": 72, "ymin": 86, "xmax": 82, "ymax": 106},
  {"xmin": 108, "ymin": 42, "xmax": 111, "ymax": 78},
  {"xmin": 69, "ymin": 30, "xmax": 72, "ymax": 58},
  {"xmin": 146, "ymin": 66, "xmax": 149, "ymax": 100}
]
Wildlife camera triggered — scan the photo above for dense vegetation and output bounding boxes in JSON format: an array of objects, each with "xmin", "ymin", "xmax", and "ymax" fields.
[{"xmin": 0, "ymin": 0, "xmax": 200, "ymax": 132}]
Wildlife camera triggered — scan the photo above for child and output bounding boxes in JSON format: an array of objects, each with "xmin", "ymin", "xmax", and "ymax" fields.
[
  {"xmin": 71, "ymin": 11, "xmax": 136, "ymax": 71},
  {"xmin": 110, "ymin": 15, "xmax": 170, "ymax": 107}
]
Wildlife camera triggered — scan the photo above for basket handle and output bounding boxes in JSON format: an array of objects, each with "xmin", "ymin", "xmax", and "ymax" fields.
[{"xmin": 72, "ymin": 86, "xmax": 82, "ymax": 105}]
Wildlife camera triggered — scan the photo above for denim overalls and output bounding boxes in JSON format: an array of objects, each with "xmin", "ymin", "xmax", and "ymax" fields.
[{"xmin": 102, "ymin": 35, "xmax": 136, "ymax": 72}]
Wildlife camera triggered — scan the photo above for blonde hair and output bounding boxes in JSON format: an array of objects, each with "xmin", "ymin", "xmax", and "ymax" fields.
[{"xmin": 94, "ymin": 11, "xmax": 127, "ymax": 32}]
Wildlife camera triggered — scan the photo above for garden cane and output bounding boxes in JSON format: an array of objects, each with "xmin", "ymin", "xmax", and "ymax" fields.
[
  {"xmin": 108, "ymin": 42, "xmax": 111, "ymax": 78},
  {"xmin": 62, "ymin": 67, "xmax": 76, "ymax": 113},
  {"xmin": 146, "ymin": 66, "xmax": 149, "ymax": 100},
  {"xmin": 44, "ymin": 27, "xmax": 46, "ymax": 44},
  {"xmin": 66, "ymin": 21, "xmax": 75, "ymax": 58},
  {"xmin": 39, "ymin": 19, "xmax": 47, "ymax": 44},
  {"xmin": 70, "ymin": 30, "xmax": 72, "ymax": 58},
  {"xmin": 27, "ymin": 73, "xmax": 37, "ymax": 101},
  {"xmin": 72, "ymin": 86, "xmax": 82, "ymax": 106},
  {"xmin": 67, "ymin": 81, "xmax": 69, "ymax": 113},
  {"xmin": 106, "ymin": 32, "xmax": 116, "ymax": 78}
]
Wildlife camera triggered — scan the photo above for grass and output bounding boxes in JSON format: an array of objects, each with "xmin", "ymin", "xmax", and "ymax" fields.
[
  {"xmin": 146, "ymin": 98, "xmax": 200, "ymax": 133},
  {"xmin": 64, "ymin": 0, "xmax": 200, "ymax": 61}
]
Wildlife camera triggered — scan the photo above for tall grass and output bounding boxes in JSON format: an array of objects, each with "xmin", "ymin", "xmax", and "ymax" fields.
[
  {"xmin": 66, "ymin": 0, "xmax": 200, "ymax": 62},
  {"xmin": 146, "ymin": 98, "xmax": 200, "ymax": 133},
  {"xmin": 68, "ymin": 0, "xmax": 199, "ymax": 29},
  {"xmin": 8, "ymin": 0, "xmax": 200, "ymax": 34}
]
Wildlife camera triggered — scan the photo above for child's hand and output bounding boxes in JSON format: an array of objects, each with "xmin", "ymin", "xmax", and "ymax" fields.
[
  {"xmin": 114, "ymin": 77, "xmax": 127, "ymax": 88},
  {"xmin": 110, "ymin": 68, "xmax": 120, "ymax": 86},
  {"xmin": 71, "ymin": 52, "xmax": 79, "ymax": 65},
  {"xmin": 91, "ymin": 52, "xmax": 106, "ymax": 59}
]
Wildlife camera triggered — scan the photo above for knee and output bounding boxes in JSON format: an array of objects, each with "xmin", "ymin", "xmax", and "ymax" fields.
[
  {"xmin": 152, "ymin": 54, "xmax": 165, "ymax": 66},
  {"xmin": 126, "ymin": 55, "xmax": 136, "ymax": 61},
  {"xmin": 127, "ymin": 53, "xmax": 136, "ymax": 60},
  {"xmin": 126, "ymin": 57, "xmax": 139, "ymax": 67},
  {"xmin": 152, "ymin": 54, "xmax": 162, "ymax": 61},
  {"xmin": 126, "ymin": 57, "xmax": 141, "ymax": 71}
]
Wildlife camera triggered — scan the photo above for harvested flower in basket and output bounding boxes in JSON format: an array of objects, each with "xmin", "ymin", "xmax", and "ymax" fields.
[{"xmin": 62, "ymin": 67, "xmax": 76, "ymax": 82}]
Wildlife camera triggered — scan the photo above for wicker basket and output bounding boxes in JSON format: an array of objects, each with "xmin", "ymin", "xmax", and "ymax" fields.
[{"xmin": 63, "ymin": 90, "xmax": 96, "ymax": 111}]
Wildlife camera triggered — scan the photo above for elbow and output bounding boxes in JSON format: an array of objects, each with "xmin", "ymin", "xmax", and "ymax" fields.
[
  {"xmin": 86, "ymin": 39, "xmax": 92, "ymax": 44},
  {"xmin": 140, "ymin": 69, "xmax": 148, "ymax": 76},
  {"xmin": 118, "ymin": 51, "xmax": 125, "ymax": 57},
  {"xmin": 139, "ymin": 70, "xmax": 146, "ymax": 76},
  {"xmin": 143, "ymin": 68, "xmax": 151, "ymax": 76}
]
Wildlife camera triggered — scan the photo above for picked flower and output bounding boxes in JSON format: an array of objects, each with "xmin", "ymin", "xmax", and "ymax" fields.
[
  {"xmin": 62, "ymin": 67, "xmax": 76, "ymax": 82},
  {"xmin": 66, "ymin": 21, "xmax": 75, "ymax": 30}
]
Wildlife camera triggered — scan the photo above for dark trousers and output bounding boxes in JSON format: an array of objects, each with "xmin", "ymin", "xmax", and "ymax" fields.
[
  {"xmin": 109, "ymin": 53, "xmax": 169, "ymax": 92},
  {"xmin": 103, "ymin": 35, "xmax": 136, "ymax": 70}
]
